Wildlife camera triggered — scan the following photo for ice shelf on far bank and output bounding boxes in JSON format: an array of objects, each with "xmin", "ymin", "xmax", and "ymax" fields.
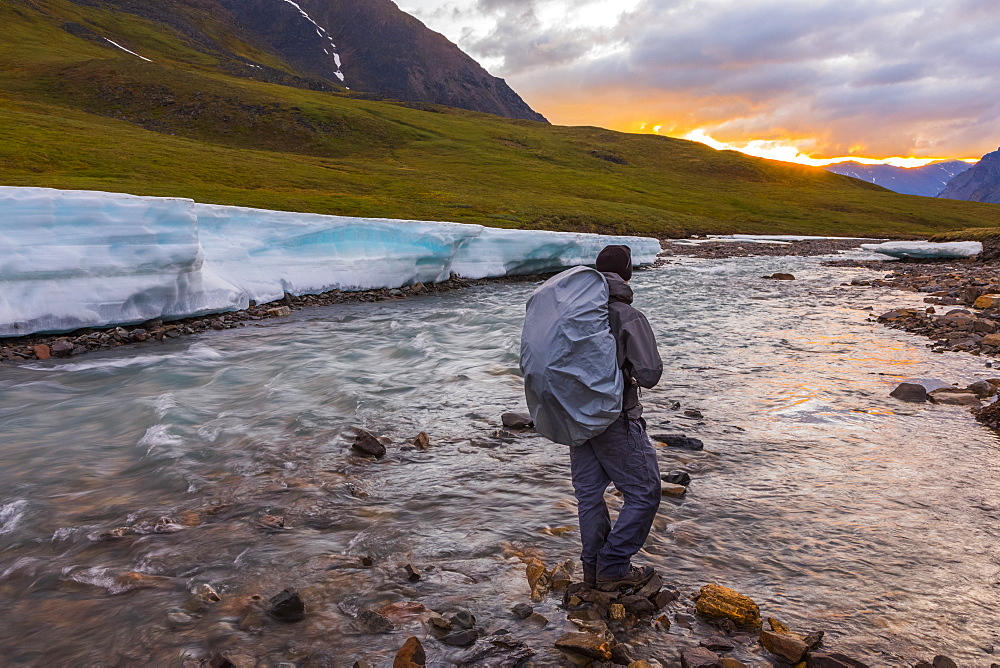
[
  {"xmin": 0, "ymin": 187, "xmax": 661, "ymax": 337},
  {"xmin": 861, "ymin": 240, "xmax": 983, "ymax": 260}
]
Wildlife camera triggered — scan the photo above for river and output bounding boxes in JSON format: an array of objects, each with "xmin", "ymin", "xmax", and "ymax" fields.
[{"xmin": 1, "ymin": 252, "xmax": 998, "ymax": 666}]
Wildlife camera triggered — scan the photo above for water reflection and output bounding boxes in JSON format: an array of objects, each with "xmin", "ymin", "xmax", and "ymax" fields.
[{"xmin": 1, "ymin": 253, "xmax": 999, "ymax": 665}]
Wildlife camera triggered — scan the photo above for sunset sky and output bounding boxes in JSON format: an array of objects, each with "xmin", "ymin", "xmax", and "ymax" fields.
[{"xmin": 398, "ymin": 0, "xmax": 999, "ymax": 166}]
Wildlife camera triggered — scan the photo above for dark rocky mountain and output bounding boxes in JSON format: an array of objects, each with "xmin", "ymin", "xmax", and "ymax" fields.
[
  {"xmin": 938, "ymin": 148, "xmax": 1000, "ymax": 204},
  {"xmin": 825, "ymin": 160, "xmax": 973, "ymax": 197},
  {"xmin": 67, "ymin": 0, "xmax": 547, "ymax": 122}
]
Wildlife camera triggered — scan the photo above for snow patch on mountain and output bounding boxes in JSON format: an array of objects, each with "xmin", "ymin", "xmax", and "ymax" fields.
[
  {"xmin": 277, "ymin": 0, "xmax": 345, "ymax": 82},
  {"xmin": 101, "ymin": 37, "xmax": 152, "ymax": 62}
]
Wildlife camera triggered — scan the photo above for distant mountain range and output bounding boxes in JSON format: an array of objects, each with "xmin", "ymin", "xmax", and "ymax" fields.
[
  {"xmin": 825, "ymin": 160, "xmax": 973, "ymax": 197},
  {"xmin": 62, "ymin": 0, "xmax": 547, "ymax": 122},
  {"xmin": 939, "ymin": 148, "xmax": 1000, "ymax": 205}
]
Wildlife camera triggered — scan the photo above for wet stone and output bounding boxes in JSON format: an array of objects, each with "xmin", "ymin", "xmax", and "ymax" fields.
[
  {"xmin": 352, "ymin": 429, "xmax": 387, "ymax": 458},
  {"xmin": 662, "ymin": 470, "xmax": 692, "ymax": 486},
  {"xmin": 681, "ymin": 646, "xmax": 723, "ymax": 668},
  {"xmin": 808, "ymin": 653, "xmax": 870, "ymax": 668},
  {"xmin": 662, "ymin": 483, "xmax": 688, "ymax": 498},
  {"xmin": 440, "ymin": 628, "xmax": 479, "ymax": 647},
  {"xmin": 404, "ymin": 563, "xmax": 421, "ymax": 582},
  {"xmin": 268, "ymin": 588, "xmax": 305, "ymax": 622},
  {"xmin": 889, "ymin": 382, "xmax": 927, "ymax": 402},
  {"xmin": 932, "ymin": 657, "xmax": 959, "ymax": 668},
  {"xmin": 651, "ymin": 434, "xmax": 704, "ymax": 450},
  {"xmin": 393, "ymin": 636, "xmax": 426, "ymax": 667},
  {"xmin": 429, "ymin": 616, "xmax": 452, "ymax": 633},
  {"xmin": 621, "ymin": 595, "xmax": 656, "ymax": 617},
  {"xmin": 412, "ymin": 431, "xmax": 430, "ymax": 449},
  {"xmin": 695, "ymin": 584, "xmax": 761, "ymax": 627},
  {"xmin": 701, "ymin": 636, "xmax": 735, "ymax": 652},
  {"xmin": 760, "ymin": 629, "xmax": 808, "ymax": 664},
  {"xmin": 501, "ymin": 412, "xmax": 534, "ymax": 429},
  {"xmin": 652, "ymin": 588, "xmax": 680, "ymax": 609},
  {"xmin": 511, "ymin": 603, "xmax": 533, "ymax": 619},
  {"xmin": 554, "ymin": 632, "xmax": 614, "ymax": 661},
  {"xmin": 611, "ymin": 643, "xmax": 635, "ymax": 665},
  {"xmin": 355, "ymin": 609, "xmax": 394, "ymax": 633},
  {"xmin": 449, "ymin": 610, "xmax": 476, "ymax": 630}
]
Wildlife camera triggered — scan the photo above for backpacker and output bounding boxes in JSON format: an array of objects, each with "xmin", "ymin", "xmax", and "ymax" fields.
[{"xmin": 519, "ymin": 266, "xmax": 624, "ymax": 446}]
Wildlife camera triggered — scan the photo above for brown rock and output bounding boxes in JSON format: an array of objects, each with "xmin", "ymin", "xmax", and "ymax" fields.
[
  {"xmin": 33, "ymin": 344, "xmax": 51, "ymax": 360},
  {"xmin": 609, "ymin": 603, "xmax": 626, "ymax": 620},
  {"xmin": 720, "ymin": 660, "xmax": 748, "ymax": 668},
  {"xmin": 352, "ymin": 430, "xmax": 387, "ymax": 458},
  {"xmin": 767, "ymin": 617, "xmax": 791, "ymax": 634},
  {"xmin": 662, "ymin": 483, "xmax": 688, "ymax": 498},
  {"xmin": 651, "ymin": 589, "xmax": 679, "ymax": 609},
  {"xmin": 974, "ymin": 294, "xmax": 1000, "ymax": 309},
  {"xmin": 51, "ymin": 340, "xmax": 74, "ymax": 356},
  {"xmin": 769, "ymin": 273, "xmax": 795, "ymax": 280},
  {"xmin": 548, "ymin": 561, "xmax": 573, "ymax": 590},
  {"xmin": 928, "ymin": 388, "xmax": 981, "ymax": 406},
  {"xmin": 412, "ymin": 431, "xmax": 430, "ymax": 449},
  {"xmin": 267, "ymin": 306, "xmax": 293, "ymax": 318},
  {"xmin": 982, "ymin": 333, "xmax": 1000, "ymax": 346},
  {"xmin": 525, "ymin": 558, "xmax": 550, "ymax": 600},
  {"xmin": 889, "ymin": 382, "xmax": 927, "ymax": 402},
  {"xmin": 554, "ymin": 632, "xmax": 613, "ymax": 660},
  {"xmin": 695, "ymin": 584, "xmax": 761, "ymax": 627},
  {"xmin": 760, "ymin": 629, "xmax": 808, "ymax": 664},
  {"xmin": 404, "ymin": 564, "xmax": 421, "ymax": 582},
  {"xmin": 393, "ymin": 636, "xmax": 426, "ymax": 667},
  {"xmin": 681, "ymin": 646, "xmax": 723, "ymax": 668},
  {"xmin": 807, "ymin": 652, "xmax": 869, "ymax": 668}
]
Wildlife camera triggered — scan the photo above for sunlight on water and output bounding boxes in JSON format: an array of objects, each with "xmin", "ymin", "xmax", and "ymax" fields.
[{"xmin": 1, "ymin": 253, "xmax": 998, "ymax": 665}]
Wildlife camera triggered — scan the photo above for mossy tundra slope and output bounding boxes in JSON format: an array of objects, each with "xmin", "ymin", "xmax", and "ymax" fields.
[{"xmin": 2, "ymin": 0, "xmax": 998, "ymax": 238}]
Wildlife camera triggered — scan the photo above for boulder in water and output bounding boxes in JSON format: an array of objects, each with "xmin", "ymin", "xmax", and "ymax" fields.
[
  {"xmin": 268, "ymin": 588, "xmax": 305, "ymax": 622},
  {"xmin": 680, "ymin": 646, "xmax": 723, "ymax": 668},
  {"xmin": 501, "ymin": 412, "xmax": 534, "ymax": 429},
  {"xmin": 651, "ymin": 434, "xmax": 704, "ymax": 450},
  {"xmin": 352, "ymin": 430, "xmax": 387, "ymax": 458},
  {"xmin": 889, "ymin": 382, "xmax": 927, "ymax": 402}
]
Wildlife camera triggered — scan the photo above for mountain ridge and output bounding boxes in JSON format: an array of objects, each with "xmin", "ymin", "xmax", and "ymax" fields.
[
  {"xmin": 825, "ymin": 160, "xmax": 973, "ymax": 197},
  {"xmin": 939, "ymin": 148, "xmax": 1000, "ymax": 204}
]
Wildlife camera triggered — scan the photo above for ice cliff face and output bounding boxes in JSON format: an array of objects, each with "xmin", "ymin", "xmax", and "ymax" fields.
[{"xmin": 0, "ymin": 187, "xmax": 660, "ymax": 337}]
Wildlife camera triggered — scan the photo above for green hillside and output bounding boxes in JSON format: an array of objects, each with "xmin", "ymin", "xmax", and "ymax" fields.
[{"xmin": 2, "ymin": 0, "xmax": 998, "ymax": 238}]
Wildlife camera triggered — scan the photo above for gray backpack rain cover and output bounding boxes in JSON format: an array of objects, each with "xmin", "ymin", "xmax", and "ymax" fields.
[{"xmin": 520, "ymin": 266, "xmax": 623, "ymax": 446}]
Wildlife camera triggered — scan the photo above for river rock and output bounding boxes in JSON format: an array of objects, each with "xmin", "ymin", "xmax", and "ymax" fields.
[
  {"xmin": 928, "ymin": 388, "xmax": 982, "ymax": 406},
  {"xmin": 808, "ymin": 652, "xmax": 869, "ymax": 667},
  {"xmin": 662, "ymin": 483, "xmax": 688, "ymax": 498},
  {"xmin": 651, "ymin": 434, "xmax": 704, "ymax": 450},
  {"xmin": 512, "ymin": 603, "xmax": 533, "ymax": 619},
  {"xmin": 404, "ymin": 564, "xmax": 421, "ymax": 582},
  {"xmin": 501, "ymin": 412, "xmax": 534, "ymax": 429},
  {"xmin": 695, "ymin": 584, "xmax": 761, "ymax": 627},
  {"xmin": 267, "ymin": 306, "xmax": 292, "ymax": 318},
  {"xmin": 554, "ymin": 632, "xmax": 613, "ymax": 660},
  {"xmin": 680, "ymin": 646, "xmax": 723, "ymax": 668},
  {"xmin": 352, "ymin": 430, "xmax": 386, "ymax": 458},
  {"xmin": 620, "ymin": 594, "xmax": 656, "ymax": 617},
  {"xmin": 611, "ymin": 643, "xmax": 635, "ymax": 664},
  {"xmin": 760, "ymin": 629, "xmax": 808, "ymax": 663},
  {"xmin": 355, "ymin": 609, "xmax": 394, "ymax": 633},
  {"xmin": 441, "ymin": 628, "xmax": 479, "ymax": 647},
  {"xmin": 393, "ymin": 637, "xmax": 426, "ymax": 667},
  {"xmin": 460, "ymin": 632, "xmax": 536, "ymax": 665},
  {"xmin": 412, "ymin": 431, "xmax": 430, "ymax": 449},
  {"xmin": 974, "ymin": 294, "xmax": 1000, "ymax": 309},
  {"xmin": 889, "ymin": 383, "xmax": 927, "ymax": 402},
  {"xmin": 268, "ymin": 589, "xmax": 305, "ymax": 622},
  {"xmin": 719, "ymin": 660, "xmax": 747, "ymax": 668},
  {"xmin": 651, "ymin": 588, "xmax": 679, "ymax": 609},
  {"xmin": 700, "ymin": 636, "xmax": 735, "ymax": 652},
  {"xmin": 767, "ymin": 273, "xmax": 795, "ymax": 280},
  {"xmin": 932, "ymin": 657, "xmax": 958, "ymax": 668},
  {"xmin": 968, "ymin": 380, "xmax": 997, "ymax": 398},
  {"xmin": 32, "ymin": 344, "xmax": 51, "ymax": 360},
  {"xmin": 449, "ymin": 610, "xmax": 476, "ymax": 630},
  {"xmin": 662, "ymin": 470, "xmax": 692, "ymax": 486}
]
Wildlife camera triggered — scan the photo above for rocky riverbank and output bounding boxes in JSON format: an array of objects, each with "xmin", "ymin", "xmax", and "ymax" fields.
[
  {"xmin": 661, "ymin": 238, "xmax": 871, "ymax": 259},
  {"xmin": 0, "ymin": 274, "xmax": 552, "ymax": 364}
]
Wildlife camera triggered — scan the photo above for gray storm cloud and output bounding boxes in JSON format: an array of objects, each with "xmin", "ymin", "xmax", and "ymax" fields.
[{"xmin": 411, "ymin": 0, "xmax": 1000, "ymax": 157}]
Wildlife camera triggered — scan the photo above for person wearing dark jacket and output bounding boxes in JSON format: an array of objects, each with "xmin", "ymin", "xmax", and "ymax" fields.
[{"xmin": 572, "ymin": 244, "xmax": 663, "ymax": 591}]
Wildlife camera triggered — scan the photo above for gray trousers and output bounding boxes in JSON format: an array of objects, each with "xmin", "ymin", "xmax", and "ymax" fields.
[{"xmin": 570, "ymin": 415, "xmax": 661, "ymax": 580}]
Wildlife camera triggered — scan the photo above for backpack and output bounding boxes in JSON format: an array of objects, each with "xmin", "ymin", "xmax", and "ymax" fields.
[{"xmin": 519, "ymin": 266, "xmax": 624, "ymax": 446}]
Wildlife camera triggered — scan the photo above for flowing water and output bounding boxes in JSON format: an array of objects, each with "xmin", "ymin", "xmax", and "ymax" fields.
[{"xmin": 1, "ymin": 253, "xmax": 999, "ymax": 667}]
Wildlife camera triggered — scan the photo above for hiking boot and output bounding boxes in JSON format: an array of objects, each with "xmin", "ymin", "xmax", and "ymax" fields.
[{"xmin": 595, "ymin": 565, "xmax": 655, "ymax": 592}]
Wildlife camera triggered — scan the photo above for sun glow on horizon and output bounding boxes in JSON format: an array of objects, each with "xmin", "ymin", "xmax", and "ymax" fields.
[{"xmin": 675, "ymin": 129, "xmax": 978, "ymax": 168}]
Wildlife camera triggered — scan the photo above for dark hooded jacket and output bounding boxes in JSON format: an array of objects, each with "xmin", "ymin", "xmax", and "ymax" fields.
[{"xmin": 603, "ymin": 272, "xmax": 663, "ymax": 420}]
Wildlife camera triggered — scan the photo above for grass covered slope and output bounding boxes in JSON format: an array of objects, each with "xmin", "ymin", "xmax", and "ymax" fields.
[{"xmin": 2, "ymin": 0, "xmax": 999, "ymax": 237}]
